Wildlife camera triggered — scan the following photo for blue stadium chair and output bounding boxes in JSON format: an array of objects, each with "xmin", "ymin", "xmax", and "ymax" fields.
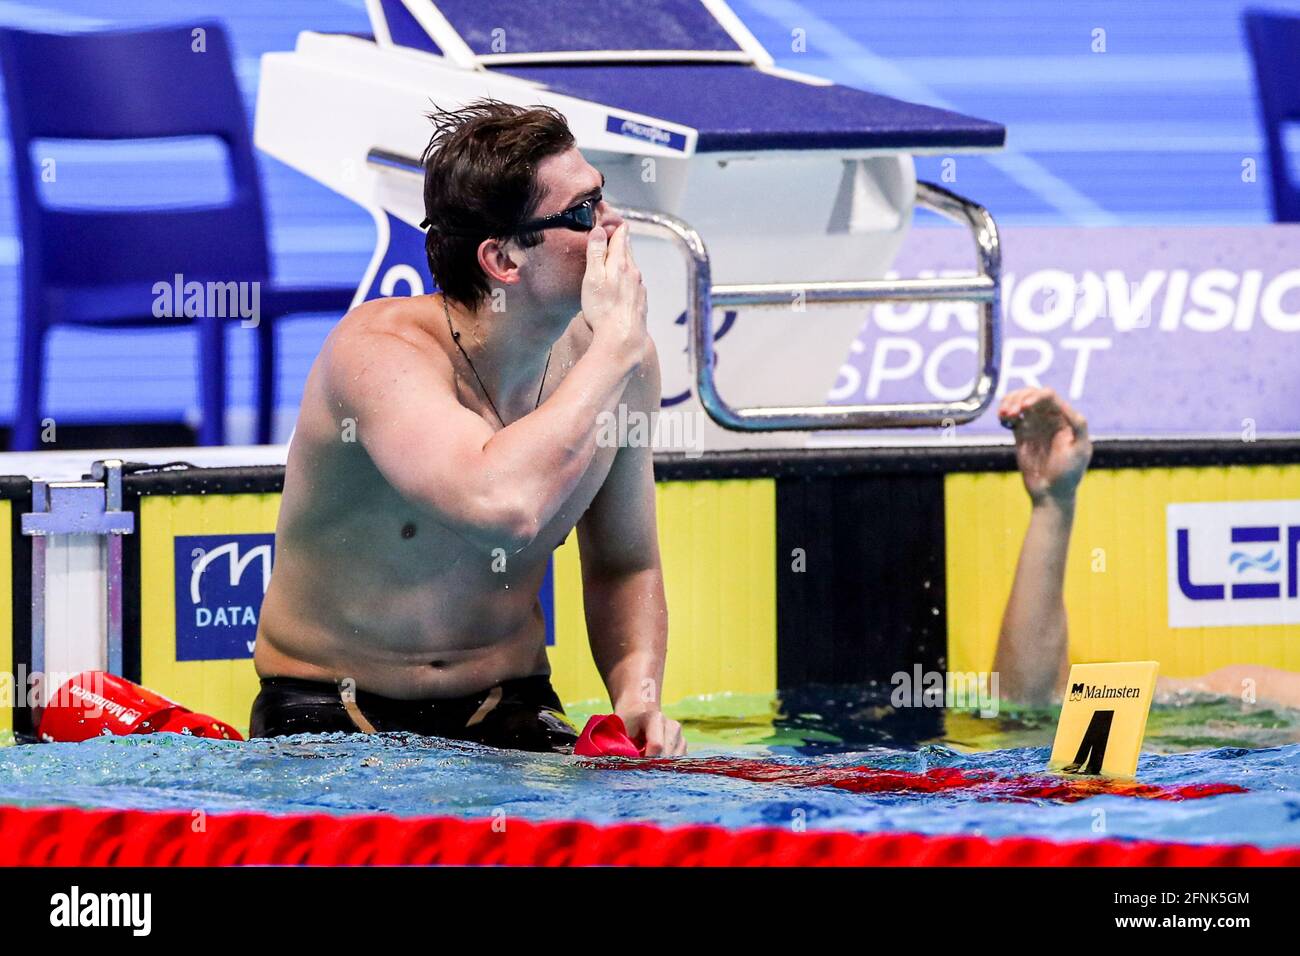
[
  {"xmin": 1244, "ymin": 8, "xmax": 1300, "ymax": 222},
  {"xmin": 0, "ymin": 21, "xmax": 354, "ymax": 449}
]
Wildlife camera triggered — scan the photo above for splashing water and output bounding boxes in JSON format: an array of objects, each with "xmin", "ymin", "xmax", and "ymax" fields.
[{"xmin": 1, "ymin": 686, "xmax": 1297, "ymax": 848}]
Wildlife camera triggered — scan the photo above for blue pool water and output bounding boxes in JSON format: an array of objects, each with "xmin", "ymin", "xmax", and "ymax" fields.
[{"xmin": 2, "ymin": 688, "xmax": 1298, "ymax": 848}]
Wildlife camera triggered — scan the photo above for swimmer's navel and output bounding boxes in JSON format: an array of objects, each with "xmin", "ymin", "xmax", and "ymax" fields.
[
  {"xmin": 429, "ymin": 660, "xmax": 446, "ymax": 669},
  {"xmin": 401, "ymin": 522, "xmax": 417, "ymax": 540}
]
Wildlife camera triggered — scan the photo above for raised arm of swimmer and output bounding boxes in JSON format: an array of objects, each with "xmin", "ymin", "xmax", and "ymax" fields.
[
  {"xmin": 993, "ymin": 387, "xmax": 1092, "ymax": 706},
  {"xmin": 991, "ymin": 391, "xmax": 1300, "ymax": 712},
  {"xmin": 328, "ymin": 223, "xmax": 646, "ymax": 553}
]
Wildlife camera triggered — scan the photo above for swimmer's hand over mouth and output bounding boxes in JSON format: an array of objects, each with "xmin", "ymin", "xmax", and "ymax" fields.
[
  {"xmin": 616, "ymin": 704, "xmax": 688, "ymax": 757},
  {"xmin": 998, "ymin": 386, "xmax": 1092, "ymax": 507},
  {"xmin": 580, "ymin": 222, "xmax": 649, "ymax": 364}
]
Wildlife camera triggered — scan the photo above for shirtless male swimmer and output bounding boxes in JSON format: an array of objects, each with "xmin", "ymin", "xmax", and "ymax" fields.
[{"xmin": 250, "ymin": 100, "xmax": 687, "ymax": 756}]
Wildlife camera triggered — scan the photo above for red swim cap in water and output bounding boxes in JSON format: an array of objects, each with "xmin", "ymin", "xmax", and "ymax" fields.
[{"xmin": 574, "ymin": 714, "xmax": 643, "ymax": 757}]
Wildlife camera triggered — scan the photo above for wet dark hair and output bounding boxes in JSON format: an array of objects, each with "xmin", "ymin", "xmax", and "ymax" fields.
[{"xmin": 420, "ymin": 99, "xmax": 576, "ymax": 311}]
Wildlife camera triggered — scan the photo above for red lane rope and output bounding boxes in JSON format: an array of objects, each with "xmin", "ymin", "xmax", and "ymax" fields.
[
  {"xmin": 577, "ymin": 758, "xmax": 1247, "ymax": 802},
  {"xmin": 0, "ymin": 805, "xmax": 1291, "ymax": 867}
]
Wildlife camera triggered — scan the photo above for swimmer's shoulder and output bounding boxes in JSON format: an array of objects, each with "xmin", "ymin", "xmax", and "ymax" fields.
[
  {"xmin": 322, "ymin": 295, "xmax": 455, "ymax": 395},
  {"xmin": 330, "ymin": 293, "xmax": 445, "ymax": 349}
]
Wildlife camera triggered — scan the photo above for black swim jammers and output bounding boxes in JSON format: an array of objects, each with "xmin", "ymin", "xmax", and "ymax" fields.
[{"xmin": 248, "ymin": 674, "xmax": 580, "ymax": 753}]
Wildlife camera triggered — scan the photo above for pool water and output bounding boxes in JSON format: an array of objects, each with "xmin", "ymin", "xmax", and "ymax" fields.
[{"xmin": 2, "ymin": 686, "xmax": 1298, "ymax": 848}]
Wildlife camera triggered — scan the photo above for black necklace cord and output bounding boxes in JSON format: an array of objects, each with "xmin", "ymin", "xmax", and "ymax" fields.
[{"xmin": 443, "ymin": 295, "xmax": 552, "ymax": 427}]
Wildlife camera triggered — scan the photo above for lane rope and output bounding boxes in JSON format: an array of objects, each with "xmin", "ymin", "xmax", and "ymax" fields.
[{"xmin": 0, "ymin": 804, "xmax": 1291, "ymax": 867}]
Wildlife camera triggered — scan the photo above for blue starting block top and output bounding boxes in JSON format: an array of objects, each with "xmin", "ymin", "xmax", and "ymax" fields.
[
  {"xmin": 434, "ymin": 0, "xmax": 745, "ymax": 56},
  {"xmin": 372, "ymin": 0, "xmax": 1006, "ymax": 153},
  {"xmin": 496, "ymin": 63, "xmax": 1006, "ymax": 153}
]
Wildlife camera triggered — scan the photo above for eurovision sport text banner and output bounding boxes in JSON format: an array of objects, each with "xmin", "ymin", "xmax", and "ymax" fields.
[{"xmin": 831, "ymin": 224, "xmax": 1300, "ymax": 436}]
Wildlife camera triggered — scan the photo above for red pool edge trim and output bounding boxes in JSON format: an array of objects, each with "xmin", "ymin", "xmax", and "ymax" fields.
[{"xmin": 0, "ymin": 805, "xmax": 1295, "ymax": 866}]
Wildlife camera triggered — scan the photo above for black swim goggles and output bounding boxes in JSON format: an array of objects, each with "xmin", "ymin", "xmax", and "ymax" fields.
[
  {"xmin": 420, "ymin": 193, "xmax": 601, "ymax": 235},
  {"xmin": 512, "ymin": 193, "xmax": 601, "ymax": 234}
]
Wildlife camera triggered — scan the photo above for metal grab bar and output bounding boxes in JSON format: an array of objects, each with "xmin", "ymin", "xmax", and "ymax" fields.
[{"xmin": 620, "ymin": 180, "xmax": 1001, "ymax": 431}]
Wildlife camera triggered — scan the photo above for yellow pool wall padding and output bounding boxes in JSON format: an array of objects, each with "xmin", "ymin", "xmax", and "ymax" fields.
[
  {"xmin": 140, "ymin": 493, "xmax": 279, "ymax": 733},
  {"xmin": 946, "ymin": 464, "xmax": 1300, "ymax": 678},
  {"xmin": 548, "ymin": 478, "xmax": 777, "ymax": 707}
]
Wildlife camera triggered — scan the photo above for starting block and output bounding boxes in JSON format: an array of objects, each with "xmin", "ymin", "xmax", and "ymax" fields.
[{"xmin": 254, "ymin": 0, "xmax": 1008, "ymax": 451}]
